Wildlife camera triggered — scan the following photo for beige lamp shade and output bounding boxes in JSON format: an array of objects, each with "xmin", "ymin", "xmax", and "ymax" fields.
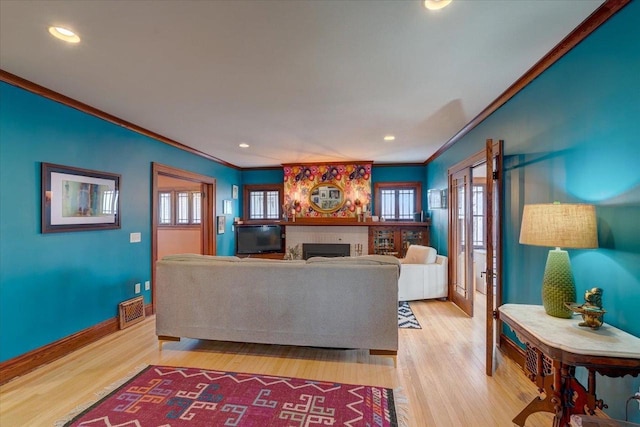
[{"xmin": 519, "ymin": 203, "xmax": 598, "ymax": 249}]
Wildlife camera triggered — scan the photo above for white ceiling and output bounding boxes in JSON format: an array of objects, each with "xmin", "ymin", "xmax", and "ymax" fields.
[{"xmin": 0, "ymin": 0, "xmax": 603, "ymax": 168}]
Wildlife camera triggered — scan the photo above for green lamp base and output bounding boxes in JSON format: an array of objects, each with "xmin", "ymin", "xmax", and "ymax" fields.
[{"xmin": 542, "ymin": 249, "xmax": 576, "ymax": 318}]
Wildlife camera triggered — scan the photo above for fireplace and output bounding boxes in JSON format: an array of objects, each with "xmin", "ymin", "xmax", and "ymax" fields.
[{"xmin": 302, "ymin": 243, "xmax": 350, "ymax": 260}]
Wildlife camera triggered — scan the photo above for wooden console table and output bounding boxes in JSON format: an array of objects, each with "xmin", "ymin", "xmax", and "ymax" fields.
[{"xmin": 499, "ymin": 304, "xmax": 640, "ymax": 427}]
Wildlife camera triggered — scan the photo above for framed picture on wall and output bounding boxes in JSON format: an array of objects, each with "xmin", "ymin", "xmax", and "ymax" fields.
[
  {"xmin": 428, "ymin": 189, "xmax": 443, "ymax": 210},
  {"xmin": 41, "ymin": 162, "xmax": 121, "ymax": 233},
  {"xmin": 223, "ymin": 199, "xmax": 233, "ymax": 215},
  {"xmin": 232, "ymin": 185, "xmax": 239, "ymax": 199},
  {"xmin": 217, "ymin": 216, "xmax": 225, "ymax": 234},
  {"xmin": 440, "ymin": 189, "xmax": 448, "ymax": 209}
]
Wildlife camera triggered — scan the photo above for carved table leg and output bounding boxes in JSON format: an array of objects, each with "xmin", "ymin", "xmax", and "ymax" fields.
[
  {"xmin": 513, "ymin": 396, "xmax": 554, "ymax": 426},
  {"xmin": 556, "ymin": 367, "xmax": 607, "ymax": 426},
  {"xmin": 513, "ymin": 345, "xmax": 610, "ymax": 427},
  {"xmin": 585, "ymin": 368, "xmax": 608, "ymax": 415},
  {"xmin": 512, "ymin": 373, "xmax": 556, "ymax": 426},
  {"xmin": 513, "ymin": 355, "xmax": 576, "ymax": 427},
  {"xmin": 551, "ymin": 361, "xmax": 565, "ymax": 427}
]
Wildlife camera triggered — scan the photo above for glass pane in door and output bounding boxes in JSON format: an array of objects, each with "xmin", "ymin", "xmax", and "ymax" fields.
[
  {"xmin": 456, "ymin": 178, "xmax": 467, "ymax": 298},
  {"xmin": 450, "ymin": 168, "xmax": 473, "ymax": 316}
]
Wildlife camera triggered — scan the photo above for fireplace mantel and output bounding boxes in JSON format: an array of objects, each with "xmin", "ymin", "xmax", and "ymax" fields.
[{"xmin": 242, "ymin": 220, "xmax": 430, "ymax": 227}]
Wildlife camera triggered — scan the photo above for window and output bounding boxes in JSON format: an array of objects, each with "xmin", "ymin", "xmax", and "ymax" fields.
[
  {"xmin": 374, "ymin": 182, "xmax": 422, "ymax": 221},
  {"xmin": 158, "ymin": 190, "xmax": 202, "ymax": 226},
  {"xmin": 243, "ymin": 184, "xmax": 283, "ymax": 221},
  {"xmin": 159, "ymin": 192, "xmax": 172, "ymax": 224}
]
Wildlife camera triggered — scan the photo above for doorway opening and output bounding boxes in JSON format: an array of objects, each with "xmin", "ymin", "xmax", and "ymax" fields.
[{"xmin": 151, "ymin": 163, "xmax": 216, "ymax": 312}]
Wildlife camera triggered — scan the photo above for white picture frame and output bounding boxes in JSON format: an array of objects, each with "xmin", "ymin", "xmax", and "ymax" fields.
[{"xmin": 223, "ymin": 199, "xmax": 233, "ymax": 215}]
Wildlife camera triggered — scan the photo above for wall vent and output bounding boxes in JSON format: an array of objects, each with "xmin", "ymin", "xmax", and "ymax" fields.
[{"xmin": 119, "ymin": 296, "xmax": 145, "ymax": 329}]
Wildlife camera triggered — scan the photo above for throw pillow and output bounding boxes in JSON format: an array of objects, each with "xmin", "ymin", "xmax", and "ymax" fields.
[{"xmin": 403, "ymin": 245, "xmax": 437, "ymax": 264}]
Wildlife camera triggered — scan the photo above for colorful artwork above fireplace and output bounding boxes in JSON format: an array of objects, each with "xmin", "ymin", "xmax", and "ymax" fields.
[{"xmin": 283, "ymin": 163, "xmax": 372, "ymax": 219}]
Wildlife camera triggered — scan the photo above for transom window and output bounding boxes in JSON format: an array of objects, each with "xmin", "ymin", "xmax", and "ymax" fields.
[
  {"xmin": 158, "ymin": 190, "xmax": 202, "ymax": 226},
  {"xmin": 243, "ymin": 184, "xmax": 283, "ymax": 221},
  {"xmin": 374, "ymin": 182, "xmax": 422, "ymax": 221}
]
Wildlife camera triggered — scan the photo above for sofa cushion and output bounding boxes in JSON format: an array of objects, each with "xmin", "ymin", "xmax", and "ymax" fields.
[
  {"xmin": 403, "ymin": 245, "xmax": 437, "ymax": 264},
  {"xmin": 240, "ymin": 258, "xmax": 305, "ymax": 264},
  {"xmin": 161, "ymin": 254, "xmax": 241, "ymax": 262},
  {"xmin": 306, "ymin": 255, "xmax": 400, "ymax": 267}
]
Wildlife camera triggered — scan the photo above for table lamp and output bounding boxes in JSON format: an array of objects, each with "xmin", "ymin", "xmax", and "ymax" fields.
[{"xmin": 519, "ymin": 202, "xmax": 598, "ymax": 318}]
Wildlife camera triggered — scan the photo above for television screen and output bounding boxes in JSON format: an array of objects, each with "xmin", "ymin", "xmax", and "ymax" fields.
[{"xmin": 236, "ymin": 225, "xmax": 283, "ymax": 254}]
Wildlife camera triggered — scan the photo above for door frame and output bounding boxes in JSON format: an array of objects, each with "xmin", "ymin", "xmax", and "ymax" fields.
[
  {"xmin": 151, "ymin": 163, "xmax": 216, "ymax": 313},
  {"xmin": 447, "ymin": 141, "xmax": 503, "ymax": 375},
  {"xmin": 484, "ymin": 139, "xmax": 503, "ymax": 376}
]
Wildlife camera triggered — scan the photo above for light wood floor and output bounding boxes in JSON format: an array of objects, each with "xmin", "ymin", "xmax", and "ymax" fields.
[{"xmin": 0, "ymin": 298, "xmax": 553, "ymax": 426}]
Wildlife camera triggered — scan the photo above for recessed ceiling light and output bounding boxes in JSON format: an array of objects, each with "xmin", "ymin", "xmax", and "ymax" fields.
[
  {"xmin": 384, "ymin": 135, "xmax": 396, "ymax": 141},
  {"xmin": 48, "ymin": 26, "xmax": 81, "ymax": 43},
  {"xmin": 239, "ymin": 143, "xmax": 250, "ymax": 148},
  {"xmin": 424, "ymin": 0, "xmax": 452, "ymax": 11}
]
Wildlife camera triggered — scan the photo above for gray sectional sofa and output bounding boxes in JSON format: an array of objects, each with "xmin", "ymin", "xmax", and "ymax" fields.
[{"xmin": 155, "ymin": 254, "xmax": 400, "ymax": 354}]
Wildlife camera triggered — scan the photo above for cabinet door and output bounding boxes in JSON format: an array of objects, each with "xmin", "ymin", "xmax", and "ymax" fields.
[
  {"xmin": 370, "ymin": 226, "xmax": 429, "ymax": 258},
  {"xmin": 400, "ymin": 228, "xmax": 427, "ymax": 257},
  {"xmin": 369, "ymin": 227, "xmax": 399, "ymax": 256}
]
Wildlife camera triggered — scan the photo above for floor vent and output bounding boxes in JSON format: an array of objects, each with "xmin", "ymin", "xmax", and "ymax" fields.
[{"xmin": 119, "ymin": 296, "xmax": 145, "ymax": 329}]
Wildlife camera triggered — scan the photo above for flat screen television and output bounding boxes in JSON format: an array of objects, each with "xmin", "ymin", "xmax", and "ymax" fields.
[{"xmin": 236, "ymin": 224, "xmax": 284, "ymax": 254}]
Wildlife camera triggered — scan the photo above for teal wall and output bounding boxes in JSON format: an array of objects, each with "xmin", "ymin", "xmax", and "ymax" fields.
[
  {"xmin": 426, "ymin": 2, "xmax": 639, "ymax": 421},
  {"xmin": 0, "ymin": 85, "xmax": 428, "ymax": 364},
  {"xmin": 242, "ymin": 168, "xmax": 283, "ymax": 185},
  {"xmin": 0, "ymin": 82, "xmax": 240, "ymax": 362}
]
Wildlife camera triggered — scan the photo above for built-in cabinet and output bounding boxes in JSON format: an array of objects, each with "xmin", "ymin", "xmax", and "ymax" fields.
[
  {"xmin": 237, "ymin": 221, "xmax": 430, "ymax": 259},
  {"xmin": 368, "ymin": 224, "xmax": 429, "ymax": 258}
]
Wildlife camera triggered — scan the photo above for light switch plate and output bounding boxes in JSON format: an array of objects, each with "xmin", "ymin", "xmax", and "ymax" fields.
[
  {"xmin": 134, "ymin": 283, "xmax": 141, "ymax": 294},
  {"xmin": 130, "ymin": 232, "xmax": 141, "ymax": 243},
  {"xmin": 144, "ymin": 281, "xmax": 150, "ymax": 291}
]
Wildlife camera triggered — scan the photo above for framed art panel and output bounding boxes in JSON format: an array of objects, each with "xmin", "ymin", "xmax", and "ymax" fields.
[
  {"xmin": 440, "ymin": 189, "xmax": 448, "ymax": 209},
  {"xmin": 427, "ymin": 189, "xmax": 441, "ymax": 209},
  {"xmin": 217, "ymin": 215, "xmax": 225, "ymax": 234},
  {"xmin": 223, "ymin": 199, "xmax": 232, "ymax": 215},
  {"xmin": 232, "ymin": 185, "xmax": 239, "ymax": 199},
  {"xmin": 42, "ymin": 163, "xmax": 121, "ymax": 233}
]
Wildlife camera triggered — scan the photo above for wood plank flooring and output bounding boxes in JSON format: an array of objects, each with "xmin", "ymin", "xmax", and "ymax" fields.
[{"xmin": 0, "ymin": 298, "xmax": 553, "ymax": 426}]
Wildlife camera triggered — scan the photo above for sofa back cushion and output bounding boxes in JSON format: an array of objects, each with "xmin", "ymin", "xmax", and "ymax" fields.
[
  {"xmin": 403, "ymin": 245, "xmax": 437, "ymax": 264},
  {"xmin": 161, "ymin": 254, "xmax": 241, "ymax": 262},
  {"xmin": 306, "ymin": 255, "xmax": 400, "ymax": 267}
]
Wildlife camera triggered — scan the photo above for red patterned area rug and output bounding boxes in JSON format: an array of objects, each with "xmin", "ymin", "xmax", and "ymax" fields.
[{"xmin": 61, "ymin": 365, "xmax": 401, "ymax": 426}]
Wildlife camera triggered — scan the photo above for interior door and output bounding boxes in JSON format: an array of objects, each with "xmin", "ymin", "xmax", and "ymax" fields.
[
  {"xmin": 449, "ymin": 168, "xmax": 473, "ymax": 316},
  {"xmin": 485, "ymin": 139, "xmax": 503, "ymax": 376}
]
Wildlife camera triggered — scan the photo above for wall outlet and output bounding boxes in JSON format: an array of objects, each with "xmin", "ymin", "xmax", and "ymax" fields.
[
  {"xmin": 130, "ymin": 232, "xmax": 141, "ymax": 243},
  {"xmin": 134, "ymin": 283, "xmax": 141, "ymax": 294},
  {"xmin": 144, "ymin": 281, "xmax": 150, "ymax": 291}
]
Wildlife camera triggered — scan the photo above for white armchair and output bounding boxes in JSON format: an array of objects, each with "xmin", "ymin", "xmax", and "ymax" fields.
[{"xmin": 398, "ymin": 245, "xmax": 448, "ymax": 301}]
